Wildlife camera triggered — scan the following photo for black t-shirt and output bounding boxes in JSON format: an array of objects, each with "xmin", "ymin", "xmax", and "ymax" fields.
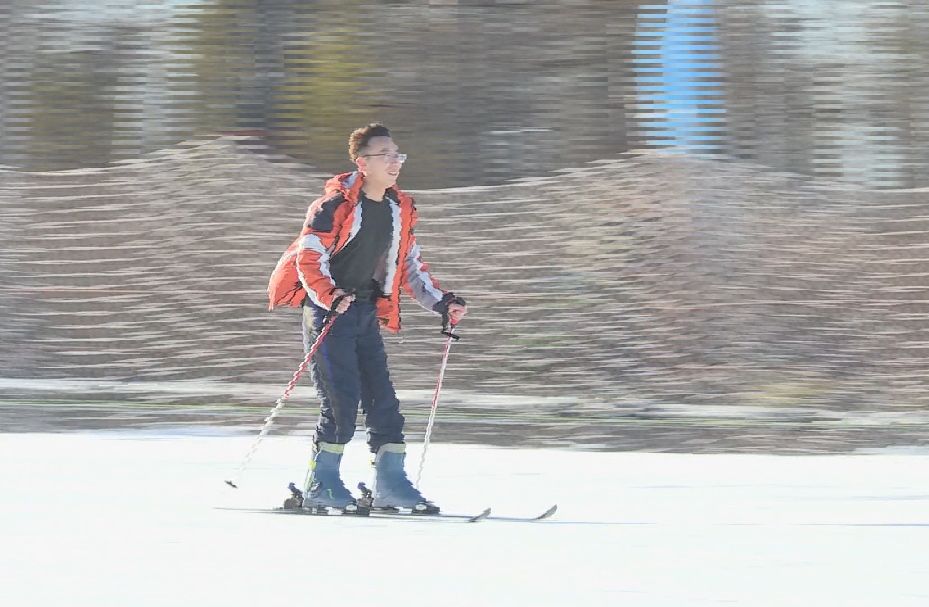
[{"xmin": 329, "ymin": 193, "xmax": 393, "ymax": 300}]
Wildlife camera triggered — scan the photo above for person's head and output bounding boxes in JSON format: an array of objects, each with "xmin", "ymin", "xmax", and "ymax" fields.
[{"xmin": 349, "ymin": 123, "xmax": 407, "ymax": 190}]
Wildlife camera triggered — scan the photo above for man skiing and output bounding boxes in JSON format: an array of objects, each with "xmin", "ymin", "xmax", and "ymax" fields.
[{"xmin": 268, "ymin": 123, "xmax": 467, "ymax": 514}]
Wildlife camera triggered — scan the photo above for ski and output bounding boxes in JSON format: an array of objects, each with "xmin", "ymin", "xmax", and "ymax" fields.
[
  {"xmin": 352, "ymin": 482, "xmax": 554, "ymax": 522},
  {"xmin": 215, "ymin": 504, "xmax": 556, "ymax": 523},
  {"xmin": 215, "ymin": 505, "xmax": 491, "ymax": 522},
  {"xmin": 488, "ymin": 504, "xmax": 558, "ymax": 522},
  {"xmin": 216, "ymin": 481, "xmax": 555, "ymax": 523}
]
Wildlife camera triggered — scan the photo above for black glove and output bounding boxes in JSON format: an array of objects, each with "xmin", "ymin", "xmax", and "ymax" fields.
[
  {"xmin": 432, "ymin": 292, "xmax": 467, "ymax": 317},
  {"xmin": 433, "ymin": 292, "xmax": 467, "ymax": 336}
]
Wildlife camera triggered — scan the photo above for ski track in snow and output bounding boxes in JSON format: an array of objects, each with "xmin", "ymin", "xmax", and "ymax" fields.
[{"xmin": 1, "ymin": 432, "xmax": 928, "ymax": 607}]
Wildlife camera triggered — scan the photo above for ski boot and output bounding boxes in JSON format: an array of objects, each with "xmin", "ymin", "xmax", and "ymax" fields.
[
  {"xmin": 293, "ymin": 441, "xmax": 367, "ymax": 515},
  {"xmin": 365, "ymin": 443, "xmax": 439, "ymax": 515}
]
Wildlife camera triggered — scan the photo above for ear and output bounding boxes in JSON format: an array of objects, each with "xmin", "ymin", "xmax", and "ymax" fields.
[{"xmin": 355, "ymin": 157, "xmax": 367, "ymax": 174}]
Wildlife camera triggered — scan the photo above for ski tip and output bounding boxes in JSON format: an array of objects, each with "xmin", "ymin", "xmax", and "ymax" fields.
[
  {"xmin": 536, "ymin": 504, "xmax": 558, "ymax": 520},
  {"xmin": 467, "ymin": 508, "xmax": 492, "ymax": 523},
  {"xmin": 224, "ymin": 480, "xmax": 238, "ymax": 489}
]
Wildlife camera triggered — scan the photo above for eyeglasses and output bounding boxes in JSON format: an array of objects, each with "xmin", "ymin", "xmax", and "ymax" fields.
[{"xmin": 361, "ymin": 152, "xmax": 408, "ymax": 163}]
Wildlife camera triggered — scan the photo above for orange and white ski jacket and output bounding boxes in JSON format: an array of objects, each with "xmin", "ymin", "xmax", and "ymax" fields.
[{"xmin": 267, "ymin": 171, "xmax": 447, "ymax": 332}]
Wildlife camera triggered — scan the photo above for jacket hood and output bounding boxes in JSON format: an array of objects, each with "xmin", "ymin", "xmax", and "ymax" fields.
[{"xmin": 324, "ymin": 171, "xmax": 362, "ymax": 198}]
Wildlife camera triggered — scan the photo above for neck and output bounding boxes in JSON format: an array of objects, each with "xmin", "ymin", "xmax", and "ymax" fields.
[{"xmin": 361, "ymin": 180, "xmax": 387, "ymax": 202}]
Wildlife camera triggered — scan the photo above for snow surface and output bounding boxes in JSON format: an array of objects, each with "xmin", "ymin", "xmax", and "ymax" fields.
[{"xmin": 2, "ymin": 431, "xmax": 928, "ymax": 607}]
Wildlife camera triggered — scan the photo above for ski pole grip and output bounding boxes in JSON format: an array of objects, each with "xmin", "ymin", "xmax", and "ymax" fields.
[
  {"xmin": 434, "ymin": 293, "xmax": 465, "ymax": 339},
  {"xmin": 441, "ymin": 318, "xmax": 460, "ymax": 340}
]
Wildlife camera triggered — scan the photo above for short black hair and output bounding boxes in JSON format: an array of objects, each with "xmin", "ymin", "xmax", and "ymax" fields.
[{"xmin": 349, "ymin": 123, "xmax": 391, "ymax": 161}]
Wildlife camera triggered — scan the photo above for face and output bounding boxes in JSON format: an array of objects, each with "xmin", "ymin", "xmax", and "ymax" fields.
[{"xmin": 356, "ymin": 136, "xmax": 405, "ymax": 188}]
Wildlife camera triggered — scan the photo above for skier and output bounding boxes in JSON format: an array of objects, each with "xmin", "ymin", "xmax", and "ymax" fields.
[{"xmin": 268, "ymin": 123, "xmax": 467, "ymax": 513}]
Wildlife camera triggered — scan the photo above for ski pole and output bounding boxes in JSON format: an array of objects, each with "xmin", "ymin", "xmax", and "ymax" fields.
[
  {"xmin": 225, "ymin": 297, "xmax": 348, "ymax": 489},
  {"xmin": 415, "ymin": 321, "xmax": 459, "ymax": 490}
]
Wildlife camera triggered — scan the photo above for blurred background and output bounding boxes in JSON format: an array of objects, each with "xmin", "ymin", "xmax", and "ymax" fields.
[{"xmin": 2, "ymin": 0, "xmax": 929, "ymax": 452}]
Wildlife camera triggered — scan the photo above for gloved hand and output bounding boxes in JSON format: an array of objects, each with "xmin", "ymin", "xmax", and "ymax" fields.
[
  {"xmin": 433, "ymin": 293, "xmax": 468, "ymax": 326},
  {"xmin": 330, "ymin": 289, "xmax": 355, "ymax": 314}
]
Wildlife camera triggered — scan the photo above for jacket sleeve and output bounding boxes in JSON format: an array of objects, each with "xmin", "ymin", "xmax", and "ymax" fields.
[
  {"xmin": 295, "ymin": 193, "xmax": 345, "ymax": 310},
  {"xmin": 399, "ymin": 206, "xmax": 446, "ymax": 313}
]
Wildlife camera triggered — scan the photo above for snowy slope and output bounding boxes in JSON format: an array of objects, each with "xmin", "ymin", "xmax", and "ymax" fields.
[{"xmin": 1, "ymin": 432, "xmax": 928, "ymax": 607}]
